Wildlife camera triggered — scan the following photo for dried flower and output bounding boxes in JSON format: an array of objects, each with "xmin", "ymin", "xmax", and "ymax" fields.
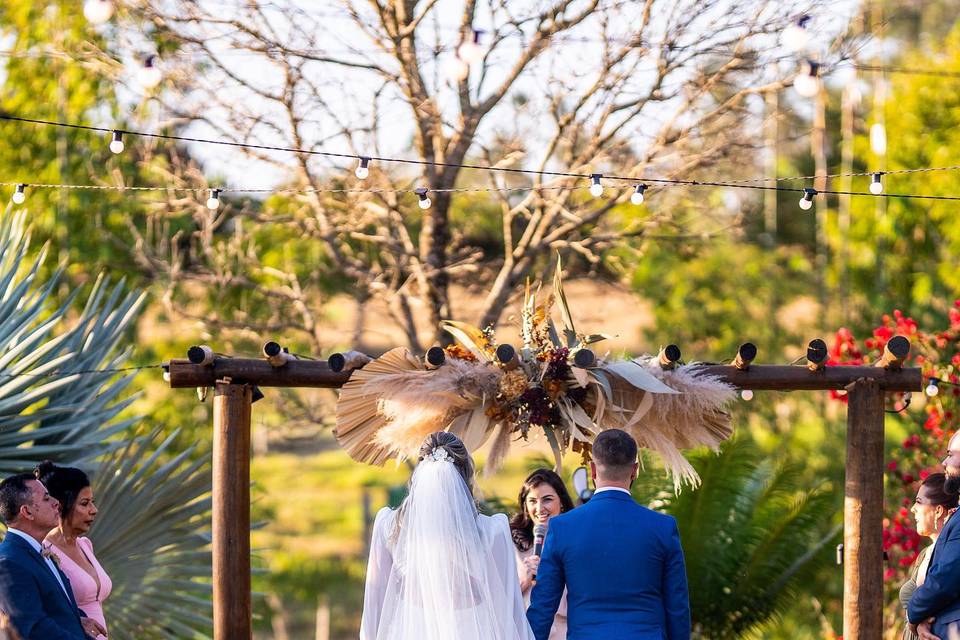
[
  {"xmin": 444, "ymin": 344, "xmax": 477, "ymax": 362},
  {"xmin": 499, "ymin": 370, "xmax": 528, "ymax": 401}
]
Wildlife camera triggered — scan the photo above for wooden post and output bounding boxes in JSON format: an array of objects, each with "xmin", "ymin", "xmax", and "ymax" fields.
[
  {"xmin": 213, "ymin": 381, "xmax": 252, "ymax": 640},
  {"xmin": 843, "ymin": 377, "xmax": 885, "ymax": 640}
]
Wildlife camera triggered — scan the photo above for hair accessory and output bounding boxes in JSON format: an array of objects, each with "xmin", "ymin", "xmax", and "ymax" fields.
[{"xmin": 429, "ymin": 447, "xmax": 452, "ymax": 463}]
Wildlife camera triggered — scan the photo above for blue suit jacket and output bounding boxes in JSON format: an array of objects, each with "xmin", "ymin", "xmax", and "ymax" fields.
[
  {"xmin": 0, "ymin": 532, "xmax": 90, "ymax": 640},
  {"xmin": 909, "ymin": 512, "xmax": 960, "ymax": 638},
  {"xmin": 526, "ymin": 490, "xmax": 691, "ymax": 640}
]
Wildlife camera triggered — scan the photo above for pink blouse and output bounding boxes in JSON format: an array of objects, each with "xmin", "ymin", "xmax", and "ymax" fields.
[{"xmin": 46, "ymin": 537, "xmax": 113, "ymax": 635}]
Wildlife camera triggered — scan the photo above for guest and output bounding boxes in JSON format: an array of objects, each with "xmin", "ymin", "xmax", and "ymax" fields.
[
  {"xmin": 35, "ymin": 462, "xmax": 111, "ymax": 639},
  {"xmin": 509, "ymin": 469, "xmax": 574, "ymax": 640},
  {"xmin": 0, "ymin": 611, "xmax": 22, "ymax": 640},
  {"xmin": 908, "ymin": 431, "xmax": 960, "ymax": 639},
  {"xmin": 0, "ymin": 472, "xmax": 104, "ymax": 640},
  {"xmin": 900, "ymin": 473, "xmax": 958, "ymax": 640}
]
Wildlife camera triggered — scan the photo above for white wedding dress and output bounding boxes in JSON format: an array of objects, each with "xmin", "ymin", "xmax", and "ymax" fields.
[{"xmin": 359, "ymin": 455, "xmax": 534, "ymax": 640}]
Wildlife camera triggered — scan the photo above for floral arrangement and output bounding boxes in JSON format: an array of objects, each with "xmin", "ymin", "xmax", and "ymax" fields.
[{"xmin": 335, "ymin": 259, "xmax": 737, "ymax": 488}]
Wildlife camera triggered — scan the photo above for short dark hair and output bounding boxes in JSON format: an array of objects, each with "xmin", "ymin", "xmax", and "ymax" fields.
[
  {"xmin": 593, "ymin": 429, "xmax": 638, "ymax": 478},
  {"xmin": 921, "ymin": 472, "xmax": 960, "ymax": 509},
  {"xmin": 509, "ymin": 469, "xmax": 576, "ymax": 551},
  {"xmin": 34, "ymin": 461, "xmax": 90, "ymax": 521},
  {"xmin": 0, "ymin": 473, "xmax": 38, "ymax": 525}
]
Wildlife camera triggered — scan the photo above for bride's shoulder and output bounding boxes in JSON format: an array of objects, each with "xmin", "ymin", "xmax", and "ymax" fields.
[
  {"xmin": 373, "ymin": 506, "xmax": 397, "ymax": 529},
  {"xmin": 478, "ymin": 512, "xmax": 510, "ymax": 534}
]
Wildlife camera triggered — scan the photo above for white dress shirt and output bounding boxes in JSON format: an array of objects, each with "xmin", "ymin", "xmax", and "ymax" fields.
[
  {"xmin": 5, "ymin": 528, "xmax": 71, "ymax": 599},
  {"xmin": 593, "ymin": 486, "xmax": 631, "ymax": 496}
]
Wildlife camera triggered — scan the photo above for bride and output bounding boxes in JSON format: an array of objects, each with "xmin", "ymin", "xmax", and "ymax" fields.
[{"xmin": 360, "ymin": 432, "xmax": 534, "ymax": 640}]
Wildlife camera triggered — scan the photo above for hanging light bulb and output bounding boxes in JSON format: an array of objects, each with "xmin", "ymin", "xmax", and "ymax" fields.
[
  {"xmin": 630, "ymin": 184, "xmax": 647, "ymax": 205},
  {"xmin": 137, "ymin": 55, "xmax": 163, "ymax": 90},
  {"xmin": 793, "ymin": 60, "xmax": 821, "ymax": 98},
  {"xmin": 206, "ymin": 189, "xmax": 221, "ymax": 210},
  {"xmin": 83, "ymin": 0, "xmax": 113, "ymax": 24},
  {"xmin": 457, "ymin": 29, "xmax": 484, "ymax": 64},
  {"xmin": 926, "ymin": 378, "xmax": 940, "ymax": 397},
  {"xmin": 799, "ymin": 187, "xmax": 816, "ymax": 210},
  {"xmin": 109, "ymin": 131, "xmax": 124, "ymax": 154},
  {"xmin": 446, "ymin": 55, "xmax": 470, "ymax": 81},
  {"xmin": 740, "ymin": 389, "xmax": 754, "ymax": 401},
  {"xmin": 869, "ymin": 172, "xmax": 884, "ymax": 195},
  {"xmin": 782, "ymin": 15, "xmax": 812, "ymax": 52},
  {"xmin": 355, "ymin": 157, "xmax": 370, "ymax": 179},
  {"xmin": 11, "ymin": 184, "xmax": 26, "ymax": 205},
  {"xmin": 416, "ymin": 187, "xmax": 432, "ymax": 210},
  {"xmin": 870, "ymin": 123, "xmax": 887, "ymax": 155},
  {"xmin": 589, "ymin": 174, "xmax": 603, "ymax": 197}
]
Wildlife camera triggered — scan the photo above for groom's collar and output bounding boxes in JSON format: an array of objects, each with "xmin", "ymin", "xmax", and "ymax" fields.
[{"xmin": 594, "ymin": 486, "xmax": 631, "ymax": 496}]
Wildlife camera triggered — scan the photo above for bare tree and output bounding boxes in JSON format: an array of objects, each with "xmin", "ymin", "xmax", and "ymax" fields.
[{"xmin": 126, "ymin": 0, "xmax": 814, "ymax": 352}]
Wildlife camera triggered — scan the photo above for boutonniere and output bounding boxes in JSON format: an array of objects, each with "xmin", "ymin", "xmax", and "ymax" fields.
[{"xmin": 41, "ymin": 547, "xmax": 61, "ymax": 569}]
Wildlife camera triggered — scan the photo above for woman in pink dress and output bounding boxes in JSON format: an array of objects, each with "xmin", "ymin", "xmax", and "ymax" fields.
[{"xmin": 34, "ymin": 461, "xmax": 112, "ymax": 639}]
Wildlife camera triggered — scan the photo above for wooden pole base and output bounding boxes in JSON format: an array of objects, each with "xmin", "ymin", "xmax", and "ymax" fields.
[
  {"xmin": 213, "ymin": 382, "xmax": 252, "ymax": 640},
  {"xmin": 843, "ymin": 377, "xmax": 885, "ymax": 640}
]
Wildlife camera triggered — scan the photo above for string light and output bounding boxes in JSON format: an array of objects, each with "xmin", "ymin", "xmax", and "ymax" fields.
[
  {"xmin": 206, "ymin": 189, "xmax": 221, "ymax": 210},
  {"xmin": 109, "ymin": 131, "xmax": 124, "ymax": 154},
  {"xmin": 782, "ymin": 15, "xmax": 812, "ymax": 52},
  {"xmin": 794, "ymin": 60, "xmax": 821, "ymax": 98},
  {"xmin": 137, "ymin": 55, "xmax": 162, "ymax": 90},
  {"xmin": 630, "ymin": 184, "xmax": 647, "ymax": 205},
  {"xmin": 416, "ymin": 187, "xmax": 431, "ymax": 209},
  {"xmin": 870, "ymin": 172, "xmax": 884, "ymax": 195},
  {"xmin": 11, "ymin": 184, "xmax": 25, "ymax": 205},
  {"xmin": 589, "ymin": 174, "xmax": 603, "ymax": 197},
  {"xmin": 740, "ymin": 389, "xmax": 754, "ymax": 401},
  {"xmin": 83, "ymin": 0, "xmax": 113, "ymax": 24},
  {"xmin": 926, "ymin": 378, "xmax": 940, "ymax": 397},
  {"xmin": 457, "ymin": 29, "xmax": 484, "ymax": 64},
  {"xmin": 355, "ymin": 157, "xmax": 370, "ymax": 179},
  {"xmin": 799, "ymin": 187, "xmax": 816, "ymax": 210}
]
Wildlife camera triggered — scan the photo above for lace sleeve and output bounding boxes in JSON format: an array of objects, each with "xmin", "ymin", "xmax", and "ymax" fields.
[{"xmin": 360, "ymin": 507, "xmax": 395, "ymax": 640}]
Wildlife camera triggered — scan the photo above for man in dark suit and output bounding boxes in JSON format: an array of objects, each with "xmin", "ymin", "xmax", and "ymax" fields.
[
  {"xmin": 909, "ymin": 431, "xmax": 960, "ymax": 640},
  {"xmin": 527, "ymin": 429, "xmax": 690, "ymax": 640},
  {"xmin": 0, "ymin": 473, "xmax": 105, "ymax": 640}
]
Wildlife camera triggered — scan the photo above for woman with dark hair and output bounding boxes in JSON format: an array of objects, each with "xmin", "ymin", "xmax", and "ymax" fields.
[
  {"xmin": 360, "ymin": 432, "xmax": 533, "ymax": 640},
  {"xmin": 900, "ymin": 471, "xmax": 959, "ymax": 640},
  {"xmin": 34, "ymin": 461, "xmax": 111, "ymax": 639},
  {"xmin": 510, "ymin": 469, "xmax": 574, "ymax": 640}
]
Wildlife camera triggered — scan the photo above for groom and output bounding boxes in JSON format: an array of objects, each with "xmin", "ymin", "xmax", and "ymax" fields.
[{"xmin": 527, "ymin": 429, "xmax": 691, "ymax": 640}]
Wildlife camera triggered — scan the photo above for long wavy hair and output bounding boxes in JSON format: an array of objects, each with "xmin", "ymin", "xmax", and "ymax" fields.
[
  {"xmin": 509, "ymin": 468, "xmax": 574, "ymax": 551},
  {"xmin": 390, "ymin": 431, "xmax": 476, "ymax": 543}
]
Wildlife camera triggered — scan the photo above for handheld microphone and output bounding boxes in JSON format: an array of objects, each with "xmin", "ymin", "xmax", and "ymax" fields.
[{"xmin": 533, "ymin": 523, "xmax": 548, "ymax": 557}]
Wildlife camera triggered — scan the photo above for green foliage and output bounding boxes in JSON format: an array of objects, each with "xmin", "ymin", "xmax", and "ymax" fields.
[{"xmin": 636, "ymin": 439, "xmax": 840, "ymax": 639}]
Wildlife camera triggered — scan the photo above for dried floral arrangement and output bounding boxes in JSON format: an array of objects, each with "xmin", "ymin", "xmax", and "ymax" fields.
[{"xmin": 335, "ymin": 260, "xmax": 736, "ymax": 488}]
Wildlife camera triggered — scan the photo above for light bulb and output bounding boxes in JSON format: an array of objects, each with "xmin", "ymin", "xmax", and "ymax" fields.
[
  {"xmin": 926, "ymin": 379, "xmax": 940, "ymax": 397},
  {"xmin": 446, "ymin": 56, "xmax": 470, "ymax": 81},
  {"xmin": 589, "ymin": 174, "xmax": 603, "ymax": 197},
  {"xmin": 355, "ymin": 157, "xmax": 370, "ymax": 179},
  {"xmin": 740, "ymin": 389, "xmax": 754, "ymax": 401},
  {"xmin": 457, "ymin": 29, "xmax": 484, "ymax": 64},
  {"xmin": 781, "ymin": 15, "xmax": 812, "ymax": 52},
  {"xmin": 137, "ymin": 55, "xmax": 162, "ymax": 90},
  {"xmin": 799, "ymin": 187, "xmax": 816, "ymax": 210},
  {"xmin": 206, "ymin": 189, "xmax": 221, "ymax": 210},
  {"xmin": 83, "ymin": 0, "xmax": 113, "ymax": 24},
  {"xmin": 794, "ymin": 61, "xmax": 821, "ymax": 98},
  {"xmin": 869, "ymin": 172, "xmax": 883, "ymax": 195},
  {"xmin": 11, "ymin": 184, "xmax": 25, "ymax": 205},
  {"xmin": 870, "ymin": 123, "xmax": 887, "ymax": 155},
  {"xmin": 416, "ymin": 188, "xmax": 431, "ymax": 210},
  {"xmin": 109, "ymin": 131, "xmax": 124, "ymax": 154},
  {"xmin": 630, "ymin": 184, "xmax": 647, "ymax": 205}
]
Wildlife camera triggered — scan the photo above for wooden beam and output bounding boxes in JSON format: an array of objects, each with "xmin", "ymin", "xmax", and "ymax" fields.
[
  {"xmin": 212, "ymin": 382, "xmax": 252, "ymax": 640},
  {"xmin": 168, "ymin": 358, "xmax": 351, "ymax": 388},
  {"xmin": 167, "ymin": 358, "xmax": 921, "ymax": 393},
  {"xmin": 842, "ymin": 377, "xmax": 885, "ymax": 640}
]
